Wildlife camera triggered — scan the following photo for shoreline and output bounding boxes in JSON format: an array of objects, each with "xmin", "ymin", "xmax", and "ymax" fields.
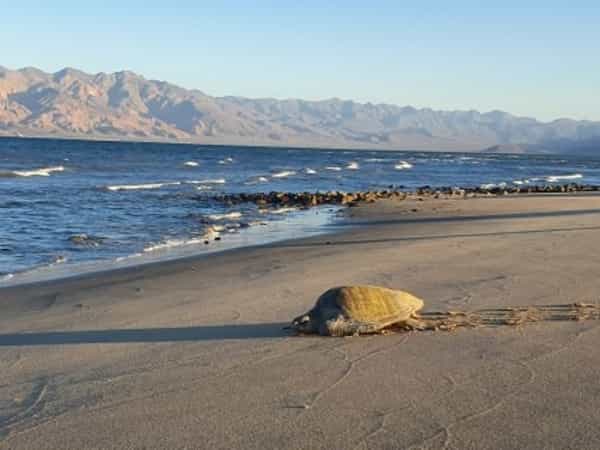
[
  {"xmin": 2, "ymin": 187, "xmax": 599, "ymax": 290},
  {"xmin": 0, "ymin": 206, "xmax": 345, "ymax": 289},
  {"xmin": 3, "ymin": 187, "xmax": 599, "ymax": 290},
  {"xmin": 9, "ymin": 190, "xmax": 599, "ymax": 297}
]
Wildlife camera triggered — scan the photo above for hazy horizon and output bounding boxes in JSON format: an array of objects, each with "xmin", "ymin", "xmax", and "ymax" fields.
[{"xmin": 4, "ymin": 1, "xmax": 600, "ymax": 123}]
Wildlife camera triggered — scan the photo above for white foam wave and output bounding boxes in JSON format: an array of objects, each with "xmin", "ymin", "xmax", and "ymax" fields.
[
  {"xmin": 223, "ymin": 224, "xmax": 244, "ymax": 232},
  {"xmin": 304, "ymin": 168, "xmax": 317, "ymax": 174},
  {"xmin": 207, "ymin": 212, "xmax": 242, "ymax": 221},
  {"xmin": 9, "ymin": 166, "xmax": 65, "ymax": 177},
  {"xmin": 272, "ymin": 170, "xmax": 296, "ymax": 178},
  {"xmin": 260, "ymin": 207, "xmax": 298, "ymax": 214},
  {"xmin": 107, "ymin": 182, "xmax": 181, "ymax": 191},
  {"xmin": 115, "ymin": 253, "xmax": 143, "ymax": 262},
  {"xmin": 346, "ymin": 162, "xmax": 360, "ymax": 170},
  {"xmin": 143, "ymin": 237, "xmax": 208, "ymax": 253},
  {"xmin": 546, "ymin": 174, "xmax": 583, "ymax": 183},
  {"xmin": 365, "ymin": 158, "xmax": 387, "ymax": 162},
  {"xmin": 183, "ymin": 161, "xmax": 199, "ymax": 167},
  {"xmin": 394, "ymin": 161, "xmax": 413, "ymax": 170},
  {"xmin": 51, "ymin": 255, "xmax": 68, "ymax": 265},
  {"xmin": 219, "ymin": 157, "xmax": 234, "ymax": 164},
  {"xmin": 143, "ymin": 221, "xmax": 233, "ymax": 252},
  {"xmin": 512, "ymin": 174, "xmax": 583, "ymax": 185},
  {"xmin": 187, "ymin": 178, "xmax": 226, "ymax": 184},
  {"xmin": 325, "ymin": 166, "xmax": 342, "ymax": 171},
  {"xmin": 512, "ymin": 178, "xmax": 538, "ymax": 185},
  {"xmin": 244, "ymin": 176, "xmax": 270, "ymax": 185},
  {"xmin": 480, "ymin": 182, "xmax": 507, "ymax": 190}
]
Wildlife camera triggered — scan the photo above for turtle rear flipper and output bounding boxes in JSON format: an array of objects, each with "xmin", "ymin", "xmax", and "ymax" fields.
[{"xmin": 402, "ymin": 316, "xmax": 431, "ymax": 330}]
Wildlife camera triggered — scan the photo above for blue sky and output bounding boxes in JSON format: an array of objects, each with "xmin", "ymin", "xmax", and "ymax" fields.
[{"xmin": 3, "ymin": 1, "xmax": 600, "ymax": 121}]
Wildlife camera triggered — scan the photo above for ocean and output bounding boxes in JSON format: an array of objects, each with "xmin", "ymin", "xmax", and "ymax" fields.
[{"xmin": 1, "ymin": 137, "xmax": 598, "ymax": 284}]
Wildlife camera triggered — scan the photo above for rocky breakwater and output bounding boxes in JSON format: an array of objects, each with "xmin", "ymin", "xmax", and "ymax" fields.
[
  {"xmin": 214, "ymin": 190, "xmax": 409, "ymax": 209},
  {"xmin": 212, "ymin": 183, "xmax": 600, "ymax": 210}
]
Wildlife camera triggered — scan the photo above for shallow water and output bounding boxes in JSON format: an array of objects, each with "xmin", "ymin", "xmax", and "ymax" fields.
[{"xmin": 1, "ymin": 137, "xmax": 600, "ymax": 282}]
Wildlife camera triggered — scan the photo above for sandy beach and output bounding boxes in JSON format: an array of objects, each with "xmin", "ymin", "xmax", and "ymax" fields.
[{"xmin": 3, "ymin": 193, "xmax": 600, "ymax": 449}]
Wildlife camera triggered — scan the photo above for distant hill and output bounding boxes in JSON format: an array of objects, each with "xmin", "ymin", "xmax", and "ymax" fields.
[
  {"xmin": 1, "ymin": 65, "xmax": 599, "ymax": 152},
  {"xmin": 482, "ymin": 137, "xmax": 600, "ymax": 155}
]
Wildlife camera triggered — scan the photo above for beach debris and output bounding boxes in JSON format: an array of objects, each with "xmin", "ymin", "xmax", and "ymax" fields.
[
  {"xmin": 68, "ymin": 233, "xmax": 105, "ymax": 247},
  {"xmin": 290, "ymin": 285, "xmax": 426, "ymax": 336}
]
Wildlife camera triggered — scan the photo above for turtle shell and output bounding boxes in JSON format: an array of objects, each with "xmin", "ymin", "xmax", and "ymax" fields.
[{"xmin": 318, "ymin": 285, "xmax": 424, "ymax": 324}]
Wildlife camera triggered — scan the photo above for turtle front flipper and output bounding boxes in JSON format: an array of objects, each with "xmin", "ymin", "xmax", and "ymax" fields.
[{"xmin": 321, "ymin": 317, "xmax": 385, "ymax": 336}]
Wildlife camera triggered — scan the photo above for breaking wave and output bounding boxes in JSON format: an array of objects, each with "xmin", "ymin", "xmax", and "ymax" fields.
[
  {"xmin": 143, "ymin": 237, "xmax": 209, "ymax": 253},
  {"xmin": 187, "ymin": 178, "xmax": 226, "ymax": 184},
  {"xmin": 260, "ymin": 207, "xmax": 298, "ymax": 214},
  {"xmin": 0, "ymin": 166, "xmax": 65, "ymax": 177},
  {"xmin": 545, "ymin": 173, "xmax": 583, "ymax": 183},
  {"xmin": 106, "ymin": 182, "xmax": 181, "ymax": 191},
  {"xmin": 271, "ymin": 170, "xmax": 296, "ymax": 178},
  {"xmin": 512, "ymin": 174, "xmax": 583, "ymax": 185},
  {"xmin": 480, "ymin": 182, "xmax": 507, "ymax": 190},
  {"xmin": 394, "ymin": 161, "xmax": 413, "ymax": 170},
  {"xmin": 0, "ymin": 273, "xmax": 14, "ymax": 282},
  {"xmin": 143, "ymin": 222, "xmax": 234, "ymax": 253},
  {"xmin": 207, "ymin": 212, "xmax": 243, "ymax": 221}
]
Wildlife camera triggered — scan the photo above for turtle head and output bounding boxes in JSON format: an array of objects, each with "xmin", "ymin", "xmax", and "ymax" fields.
[{"xmin": 291, "ymin": 312, "xmax": 317, "ymax": 334}]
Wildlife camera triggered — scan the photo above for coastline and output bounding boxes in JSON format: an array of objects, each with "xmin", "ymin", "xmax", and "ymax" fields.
[
  {"xmin": 3, "ymin": 193, "xmax": 600, "ymax": 448},
  {"xmin": 4, "ymin": 183, "xmax": 599, "ymax": 288},
  {"xmin": 4, "ymin": 136, "xmax": 598, "ymax": 284},
  {"xmin": 0, "ymin": 206, "xmax": 344, "ymax": 288}
]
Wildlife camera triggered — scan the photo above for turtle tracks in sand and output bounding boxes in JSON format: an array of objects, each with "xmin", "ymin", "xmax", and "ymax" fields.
[{"xmin": 401, "ymin": 302, "xmax": 600, "ymax": 333}]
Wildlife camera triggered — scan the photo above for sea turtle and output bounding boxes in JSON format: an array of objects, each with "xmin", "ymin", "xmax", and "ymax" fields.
[{"xmin": 291, "ymin": 285, "xmax": 426, "ymax": 336}]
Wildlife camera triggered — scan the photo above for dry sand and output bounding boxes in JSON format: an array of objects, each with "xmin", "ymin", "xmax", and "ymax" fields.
[{"xmin": 3, "ymin": 194, "xmax": 600, "ymax": 449}]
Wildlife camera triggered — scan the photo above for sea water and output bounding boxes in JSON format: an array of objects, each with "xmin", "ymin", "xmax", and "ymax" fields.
[{"xmin": 1, "ymin": 137, "xmax": 599, "ymax": 284}]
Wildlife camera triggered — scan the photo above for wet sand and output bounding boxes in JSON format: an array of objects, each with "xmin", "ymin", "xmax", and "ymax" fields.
[{"xmin": 3, "ymin": 194, "xmax": 600, "ymax": 449}]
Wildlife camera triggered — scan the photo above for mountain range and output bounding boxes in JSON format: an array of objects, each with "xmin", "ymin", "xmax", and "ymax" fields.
[{"xmin": 1, "ymin": 65, "xmax": 599, "ymax": 153}]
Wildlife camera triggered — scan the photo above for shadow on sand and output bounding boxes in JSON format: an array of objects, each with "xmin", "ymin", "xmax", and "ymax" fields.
[
  {"xmin": 3, "ymin": 303, "xmax": 600, "ymax": 347},
  {"xmin": 337, "ymin": 208, "xmax": 600, "ymax": 228},
  {"xmin": 0, "ymin": 322, "xmax": 291, "ymax": 347},
  {"xmin": 274, "ymin": 225, "xmax": 600, "ymax": 249}
]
